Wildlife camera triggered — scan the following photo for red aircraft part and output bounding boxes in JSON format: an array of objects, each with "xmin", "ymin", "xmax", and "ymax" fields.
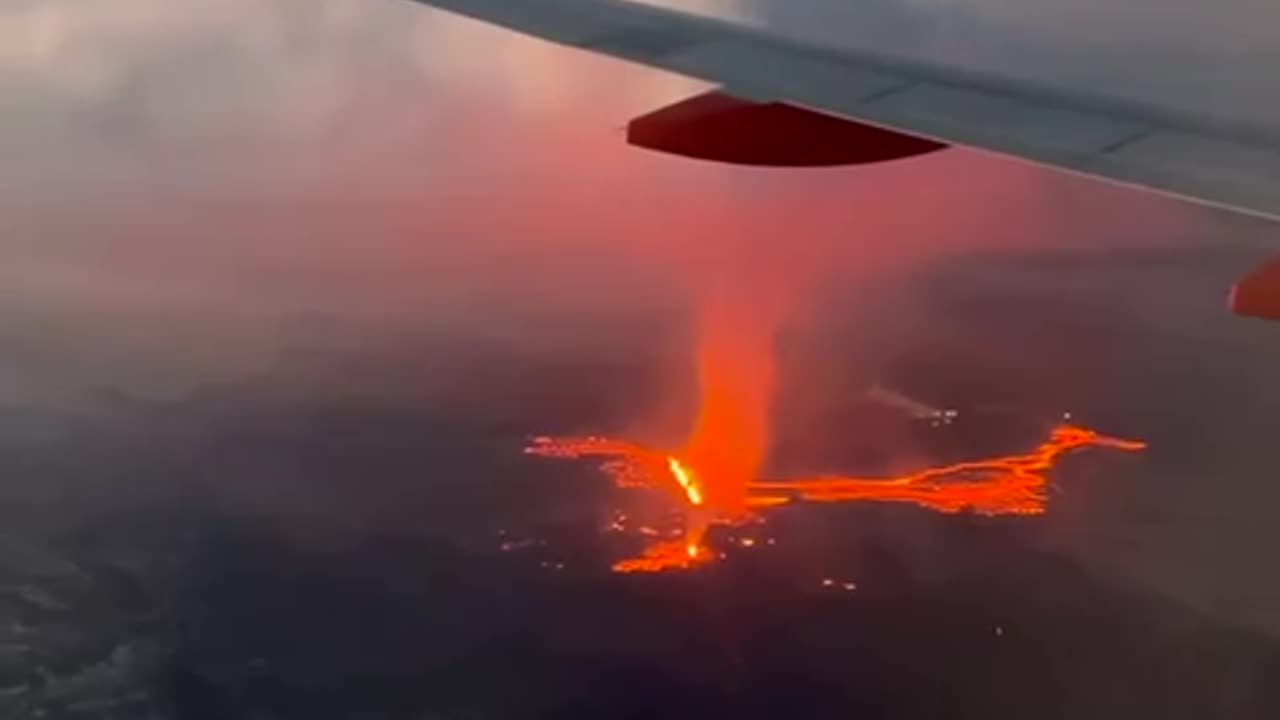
[
  {"xmin": 627, "ymin": 90, "xmax": 947, "ymax": 167},
  {"xmin": 1231, "ymin": 255, "xmax": 1280, "ymax": 321}
]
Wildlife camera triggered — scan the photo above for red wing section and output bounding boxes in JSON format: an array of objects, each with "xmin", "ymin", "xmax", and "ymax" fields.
[
  {"xmin": 627, "ymin": 90, "xmax": 947, "ymax": 167},
  {"xmin": 1231, "ymin": 255, "xmax": 1280, "ymax": 321}
]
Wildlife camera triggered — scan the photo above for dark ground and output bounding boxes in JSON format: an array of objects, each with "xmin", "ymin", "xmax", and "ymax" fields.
[{"xmin": 2, "ymin": 243, "xmax": 1279, "ymax": 719}]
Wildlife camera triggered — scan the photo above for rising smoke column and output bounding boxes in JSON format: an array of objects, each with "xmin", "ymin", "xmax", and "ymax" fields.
[
  {"xmin": 678, "ymin": 286, "xmax": 783, "ymax": 524},
  {"xmin": 665, "ymin": 206, "xmax": 814, "ymax": 553}
]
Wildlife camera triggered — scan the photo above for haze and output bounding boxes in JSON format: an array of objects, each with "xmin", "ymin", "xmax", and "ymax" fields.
[{"xmin": 1, "ymin": 2, "xmax": 1279, "ymax": 717}]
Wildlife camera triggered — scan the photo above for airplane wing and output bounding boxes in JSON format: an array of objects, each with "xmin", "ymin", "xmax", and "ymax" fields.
[
  {"xmin": 409, "ymin": 0, "xmax": 1280, "ymax": 319},
  {"xmin": 410, "ymin": 0, "xmax": 1280, "ymax": 221}
]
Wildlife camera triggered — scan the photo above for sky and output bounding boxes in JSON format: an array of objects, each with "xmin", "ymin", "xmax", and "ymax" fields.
[
  {"xmin": 1, "ymin": 2, "xmax": 1280, "ymax": 712},
  {"xmin": 3, "ymin": 0, "xmax": 1273, "ymax": 403}
]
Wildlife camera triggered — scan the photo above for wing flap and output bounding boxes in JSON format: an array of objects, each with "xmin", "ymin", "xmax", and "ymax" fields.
[
  {"xmin": 627, "ymin": 90, "xmax": 947, "ymax": 166},
  {"xmin": 1231, "ymin": 255, "xmax": 1280, "ymax": 320}
]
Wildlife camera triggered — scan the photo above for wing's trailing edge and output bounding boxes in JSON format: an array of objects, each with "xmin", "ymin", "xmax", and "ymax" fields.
[{"xmin": 410, "ymin": 0, "xmax": 1280, "ymax": 223}]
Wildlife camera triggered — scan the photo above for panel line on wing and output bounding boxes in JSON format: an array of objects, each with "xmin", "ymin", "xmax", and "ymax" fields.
[
  {"xmin": 1096, "ymin": 128, "xmax": 1160, "ymax": 155},
  {"xmin": 580, "ymin": 24, "xmax": 703, "ymax": 60}
]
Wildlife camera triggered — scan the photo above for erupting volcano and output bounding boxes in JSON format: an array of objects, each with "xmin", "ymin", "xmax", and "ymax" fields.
[{"xmin": 526, "ymin": 284, "xmax": 1146, "ymax": 573}]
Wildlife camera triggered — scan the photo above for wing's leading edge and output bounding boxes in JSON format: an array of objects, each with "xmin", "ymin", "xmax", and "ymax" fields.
[{"xmin": 410, "ymin": 0, "xmax": 1280, "ymax": 223}]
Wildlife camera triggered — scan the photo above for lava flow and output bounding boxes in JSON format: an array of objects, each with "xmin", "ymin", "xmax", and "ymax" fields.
[
  {"xmin": 526, "ymin": 423, "xmax": 1145, "ymax": 571},
  {"xmin": 747, "ymin": 425, "xmax": 1147, "ymax": 514}
]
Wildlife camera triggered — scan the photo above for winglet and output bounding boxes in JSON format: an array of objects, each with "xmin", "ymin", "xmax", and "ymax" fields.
[{"xmin": 1230, "ymin": 255, "xmax": 1280, "ymax": 321}]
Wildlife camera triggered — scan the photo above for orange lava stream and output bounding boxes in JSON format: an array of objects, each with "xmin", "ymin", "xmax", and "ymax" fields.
[
  {"xmin": 525, "ymin": 424, "xmax": 1146, "ymax": 572},
  {"xmin": 747, "ymin": 425, "xmax": 1147, "ymax": 514},
  {"xmin": 611, "ymin": 539, "xmax": 714, "ymax": 574}
]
